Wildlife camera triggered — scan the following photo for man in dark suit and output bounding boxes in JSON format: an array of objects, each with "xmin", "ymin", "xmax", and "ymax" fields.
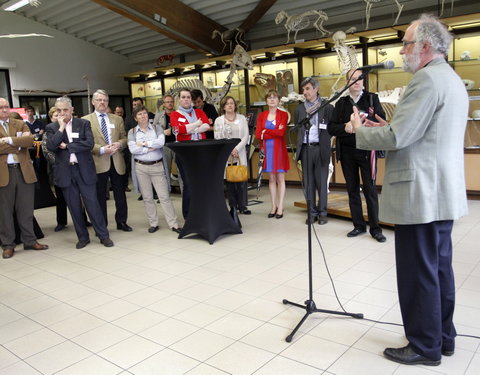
[
  {"xmin": 295, "ymin": 77, "xmax": 334, "ymax": 225},
  {"xmin": 328, "ymin": 69, "xmax": 386, "ymax": 243},
  {"xmin": 82, "ymin": 90, "xmax": 132, "ymax": 231},
  {"xmin": 46, "ymin": 96, "xmax": 113, "ymax": 249},
  {"xmin": 0, "ymin": 98, "xmax": 49, "ymax": 259}
]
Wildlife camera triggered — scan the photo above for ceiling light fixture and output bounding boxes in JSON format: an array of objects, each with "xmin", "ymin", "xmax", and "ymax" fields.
[{"xmin": 2, "ymin": 0, "xmax": 40, "ymax": 12}]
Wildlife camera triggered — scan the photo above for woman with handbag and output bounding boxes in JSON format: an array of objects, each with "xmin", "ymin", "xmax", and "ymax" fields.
[
  {"xmin": 214, "ymin": 96, "xmax": 251, "ymax": 215},
  {"xmin": 255, "ymin": 90, "xmax": 290, "ymax": 219}
]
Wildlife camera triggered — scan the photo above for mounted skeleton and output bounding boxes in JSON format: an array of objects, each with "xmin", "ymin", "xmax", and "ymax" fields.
[
  {"xmin": 161, "ymin": 45, "xmax": 253, "ymax": 108},
  {"xmin": 364, "ymin": 0, "xmax": 404, "ymax": 29},
  {"xmin": 275, "ymin": 10, "xmax": 330, "ymax": 44},
  {"xmin": 211, "ymin": 28, "xmax": 247, "ymax": 55}
]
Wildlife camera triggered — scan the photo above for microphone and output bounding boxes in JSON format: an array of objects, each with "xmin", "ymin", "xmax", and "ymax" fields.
[{"xmin": 357, "ymin": 60, "xmax": 395, "ymax": 72}]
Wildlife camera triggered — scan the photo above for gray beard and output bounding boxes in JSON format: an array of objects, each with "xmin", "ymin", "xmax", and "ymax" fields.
[{"xmin": 402, "ymin": 49, "xmax": 421, "ymax": 73}]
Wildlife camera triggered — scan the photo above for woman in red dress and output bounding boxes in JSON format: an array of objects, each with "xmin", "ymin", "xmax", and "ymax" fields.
[{"xmin": 255, "ymin": 90, "xmax": 290, "ymax": 218}]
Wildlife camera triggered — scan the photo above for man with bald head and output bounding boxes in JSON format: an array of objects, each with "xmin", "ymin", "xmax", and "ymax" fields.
[
  {"xmin": 0, "ymin": 98, "xmax": 48, "ymax": 258},
  {"xmin": 351, "ymin": 15, "xmax": 468, "ymax": 366}
]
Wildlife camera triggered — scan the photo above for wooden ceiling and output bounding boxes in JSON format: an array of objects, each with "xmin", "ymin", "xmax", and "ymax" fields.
[{"xmin": 5, "ymin": 0, "xmax": 480, "ymax": 70}]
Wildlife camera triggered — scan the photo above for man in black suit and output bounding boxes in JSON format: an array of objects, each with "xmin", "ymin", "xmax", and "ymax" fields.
[
  {"xmin": 46, "ymin": 96, "xmax": 113, "ymax": 249},
  {"xmin": 191, "ymin": 89, "xmax": 218, "ymax": 139},
  {"xmin": 295, "ymin": 77, "xmax": 334, "ymax": 225}
]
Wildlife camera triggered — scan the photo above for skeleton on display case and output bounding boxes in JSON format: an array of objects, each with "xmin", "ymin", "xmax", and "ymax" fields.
[{"xmin": 275, "ymin": 10, "xmax": 330, "ymax": 44}]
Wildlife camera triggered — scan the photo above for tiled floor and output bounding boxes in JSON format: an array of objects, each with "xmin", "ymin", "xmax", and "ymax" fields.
[{"xmin": 1, "ymin": 187, "xmax": 479, "ymax": 374}]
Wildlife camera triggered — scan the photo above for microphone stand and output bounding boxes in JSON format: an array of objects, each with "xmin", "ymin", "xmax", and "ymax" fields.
[{"xmin": 282, "ymin": 74, "xmax": 365, "ymax": 343}]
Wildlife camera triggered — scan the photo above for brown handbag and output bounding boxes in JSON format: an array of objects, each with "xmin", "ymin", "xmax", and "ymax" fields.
[{"xmin": 225, "ymin": 156, "xmax": 247, "ymax": 182}]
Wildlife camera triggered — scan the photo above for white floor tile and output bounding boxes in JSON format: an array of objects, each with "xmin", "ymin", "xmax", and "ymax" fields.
[
  {"xmin": 170, "ymin": 329, "xmax": 234, "ymax": 361},
  {"xmin": 128, "ymin": 348, "xmax": 199, "ymax": 374}
]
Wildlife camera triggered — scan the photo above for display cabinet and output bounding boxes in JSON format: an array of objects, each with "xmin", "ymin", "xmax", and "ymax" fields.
[{"xmin": 131, "ymin": 79, "xmax": 163, "ymax": 113}]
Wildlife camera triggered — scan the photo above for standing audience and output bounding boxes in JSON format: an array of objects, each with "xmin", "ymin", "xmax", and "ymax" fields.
[
  {"xmin": 83, "ymin": 89, "xmax": 132, "ymax": 231},
  {"xmin": 214, "ymin": 96, "xmax": 251, "ymax": 215},
  {"xmin": 255, "ymin": 90, "xmax": 290, "ymax": 219},
  {"xmin": 0, "ymin": 98, "xmax": 48, "ymax": 259},
  {"xmin": 46, "ymin": 96, "xmax": 113, "ymax": 249},
  {"xmin": 329, "ymin": 69, "xmax": 386, "ymax": 242},
  {"xmin": 128, "ymin": 105, "xmax": 182, "ymax": 234}
]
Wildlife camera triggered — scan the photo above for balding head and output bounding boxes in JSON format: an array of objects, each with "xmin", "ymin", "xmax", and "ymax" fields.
[{"xmin": 0, "ymin": 98, "xmax": 11, "ymax": 122}]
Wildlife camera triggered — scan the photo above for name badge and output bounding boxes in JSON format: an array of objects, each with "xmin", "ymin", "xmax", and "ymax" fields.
[
  {"xmin": 319, "ymin": 123, "xmax": 327, "ymax": 130},
  {"xmin": 178, "ymin": 118, "xmax": 186, "ymax": 122},
  {"xmin": 35, "ymin": 128, "xmax": 40, "ymax": 132},
  {"xmin": 71, "ymin": 132, "xmax": 79, "ymax": 138},
  {"xmin": 108, "ymin": 124, "xmax": 115, "ymax": 129},
  {"xmin": 17, "ymin": 132, "xmax": 23, "ymax": 137}
]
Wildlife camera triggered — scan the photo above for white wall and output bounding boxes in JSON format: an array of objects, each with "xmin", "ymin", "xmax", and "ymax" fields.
[{"xmin": 0, "ymin": 11, "xmax": 140, "ymax": 106}]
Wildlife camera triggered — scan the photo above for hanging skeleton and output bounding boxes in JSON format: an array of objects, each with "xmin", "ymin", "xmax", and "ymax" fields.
[
  {"xmin": 364, "ymin": 0, "xmax": 404, "ymax": 30},
  {"xmin": 211, "ymin": 28, "xmax": 247, "ymax": 55},
  {"xmin": 275, "ymin": 10, "xmax": 330, "ymax": 44},
  {"xmin": 331, "ymin": 30, "xmax": 360, "ymax": 94}
]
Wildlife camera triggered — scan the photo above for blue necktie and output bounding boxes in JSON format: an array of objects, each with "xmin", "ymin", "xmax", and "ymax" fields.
[{"xmin": 100, "ymin": 114, "xmax": 109, "ymax": 144}]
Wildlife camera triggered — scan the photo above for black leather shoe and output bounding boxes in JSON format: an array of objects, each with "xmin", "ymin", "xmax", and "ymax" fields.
[
  {"xmin": 171, "ymin": 227, "xmax": 182, "ymax": 234},
  {"xmin": 117, "ymin": 222, "xmax": 133, "ymax": 232},
  {"xmin": 100, "ymin": 238, "xmax": 114, "ymax": 247},
  {"xmin": 54, "ymin": 224, "xmax": 67, "ymax": 232},
  {"xmin": 268, "ymin": 210, "xmax": 276, "ymax": 218},
  {"xmin": 347, "ymin": 228, "xmax": 366, "ymax": 237},
  {"xmin": 372, "ymin": 232, "xmax": 386, "ymax": 242},
  {"xmin": 240, "ymin": 209, "xmax": 251, "ymax": 215},
  {"xmin": 148, "ymin": 226, "xmax": 159, "ymax": 233},
  {"xmin": 318, "ymin": 217, "xmax": 328, "ymax": 225},
  {"xmin": 85, "ymin": 221, "xmax": 92, "ymax": 227},
  {"xmin": 275, "ymin": 211, "xmax": 283, "ymax": 219},
  {"xmin": 76, "ymin": 240, "xmax": 90, "ymax": 249},
  {"xmin": 384, "ymin": 345, "xmax": 441, "ymax": 366}
]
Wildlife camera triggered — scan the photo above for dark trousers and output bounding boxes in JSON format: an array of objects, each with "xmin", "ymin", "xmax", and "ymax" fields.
[
  {"xmin": 0, "ymin": 167, "xmax": 36, "ymax": 248},
  {"xmin": 340, "ymin": 149, "xmax": 381, "ymax": 234},
  {"xmin": 175, "ymin": 158, "xmax": 190, "ymax": 219},
  {"xmin": 395, "ymin": 221, "xmax": 456, "ymax": 361},
  {"xmin": 300, "ymin": 145, "xmax": 328, "ymax": 217},
  {"xmin": 54, "ymin": 184, "xmax": 68, "ymax": 226},
  {"xmin": 62, "ymin": 165, "xmax": 109, "ymax": 242},
  {"xmin": 55, "ymin": 184, "xmax": 88, "ymax": 226},
  {"xmin": 226, "ymin": 181, "xmax": 247, "ymax": 211},
  {"xmin": 96, "ymin": 162, "xmax": 128, "ymax": 225}
]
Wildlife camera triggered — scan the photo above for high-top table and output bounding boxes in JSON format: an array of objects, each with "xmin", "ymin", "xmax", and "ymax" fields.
[{"xmin": 166, "ymin": 138, "xmax": 242, "ymax": 244}]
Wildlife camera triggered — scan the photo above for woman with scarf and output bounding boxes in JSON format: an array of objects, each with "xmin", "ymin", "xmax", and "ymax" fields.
[
  {"xmin": 255, "ymin": 89, "xmax": 290, "ymax": 219},
  {"xmin": 170, "ymin": 89, "xmax": 210, "ymax": 218}
]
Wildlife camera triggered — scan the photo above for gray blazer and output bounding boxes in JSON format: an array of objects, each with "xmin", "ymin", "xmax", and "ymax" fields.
[
  {"xmin": 294, "ymin": 101, "xmax": 334, "ymax": 164},
  {"xmin": 356, "ymin": 58, "xmax": 468, "ymax": 224}
]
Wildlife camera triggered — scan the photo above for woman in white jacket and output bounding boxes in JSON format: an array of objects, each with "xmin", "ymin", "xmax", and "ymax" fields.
[{"xmin": 214, "ymin": 96, "xmax": 251, "ymax": 215}]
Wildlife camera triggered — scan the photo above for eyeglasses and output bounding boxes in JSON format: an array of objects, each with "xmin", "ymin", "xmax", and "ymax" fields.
[{"xmin": 402, "ymin": 40, "xmax": 416, "ymax": 47}]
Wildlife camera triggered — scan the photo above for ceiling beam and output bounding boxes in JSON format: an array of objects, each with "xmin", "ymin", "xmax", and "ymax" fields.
[
  {"xmin": 239, "ymin": 0, "xmax": 278, "ymax": 32},
  {"xmin": 90, "ymin": 0, "xmax": 227, "ymax": 55}
]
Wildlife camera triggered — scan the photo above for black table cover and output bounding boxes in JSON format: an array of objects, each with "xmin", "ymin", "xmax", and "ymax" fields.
[{"xmin": 167, "ymin": 139, "xmax": 242, "ymax": 244}]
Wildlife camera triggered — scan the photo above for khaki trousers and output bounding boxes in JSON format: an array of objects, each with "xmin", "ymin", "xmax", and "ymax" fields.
[{"xmin": 135, "ymin": 161, "xmax": 178, "ymax": 228}]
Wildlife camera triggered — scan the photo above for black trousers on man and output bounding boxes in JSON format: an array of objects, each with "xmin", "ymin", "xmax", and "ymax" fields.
[
  {"xmin": 340, "ymin": 148, "xmax": 381, "ymax": 235},
  {"xmin": 96, "ymin": 162, "xmax": 128, "ymax": 226},
  {"xmin": 395, "ymin": 221, "xmax": 456, "ymax": 361}
]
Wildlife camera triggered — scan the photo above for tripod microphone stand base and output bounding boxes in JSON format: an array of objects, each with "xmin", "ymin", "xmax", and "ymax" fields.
[{"xmin": 282, "ymin": 298, "xmax": 364, "ymax": 342}]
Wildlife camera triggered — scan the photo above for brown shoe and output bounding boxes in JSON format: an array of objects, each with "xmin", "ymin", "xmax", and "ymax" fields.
[
  {"xmin": 24, "ymin": 242, "xmax": 49, "ymax": 251},
  {"xmin": 2, "ymin": 248, "xmax": 14, "ymax": 259}
]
